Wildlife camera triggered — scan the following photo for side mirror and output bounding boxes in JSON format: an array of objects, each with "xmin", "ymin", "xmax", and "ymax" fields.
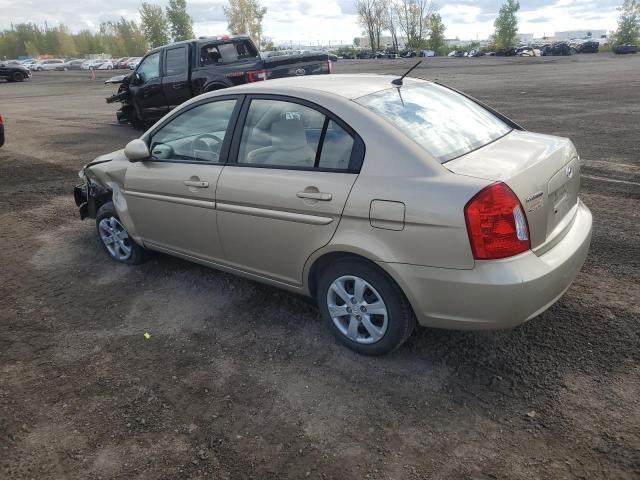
[
  {"xmin": 132, "ymin": 73, "xmax": 142, "ymax": 85},
  {"xmin": 124, "ymin": 139, "xmax": 150, "ymax": 162}
]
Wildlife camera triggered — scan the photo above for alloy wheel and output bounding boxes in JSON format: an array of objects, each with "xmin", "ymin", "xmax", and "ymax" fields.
[
  {"xmin": 98, "ymin": 216, "xmax": 132, "ymax": 261},
  {"xmin": 326, "ymin": 275, "xmax": 389, "ymax": 344}
]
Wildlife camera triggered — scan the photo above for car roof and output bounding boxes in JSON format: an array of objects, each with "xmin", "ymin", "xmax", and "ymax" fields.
[{"xmin": 220, "ymin": 74, "xmax": 427, "ymax": 101}]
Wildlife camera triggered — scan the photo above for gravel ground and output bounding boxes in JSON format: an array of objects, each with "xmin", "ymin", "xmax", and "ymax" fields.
[{"xmin": 1, "ymin": 53, "xmax": 639, "ymax": 479}]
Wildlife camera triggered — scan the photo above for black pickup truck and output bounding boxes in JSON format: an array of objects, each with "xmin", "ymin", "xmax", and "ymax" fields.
[{"xmin": 106, "ymin": 35, "xmax": 332, "ymax": 127}]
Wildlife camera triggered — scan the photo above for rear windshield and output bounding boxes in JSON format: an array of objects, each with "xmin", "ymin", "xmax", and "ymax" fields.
[{"xmin": 356, "ymin": 83, "xmax": 511, "ymax": 163}]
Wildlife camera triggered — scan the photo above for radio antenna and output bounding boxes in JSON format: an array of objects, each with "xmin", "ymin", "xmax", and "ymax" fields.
[{"xmin": 391, "ymin": 61, "xmax": 422, "ymax": 87}]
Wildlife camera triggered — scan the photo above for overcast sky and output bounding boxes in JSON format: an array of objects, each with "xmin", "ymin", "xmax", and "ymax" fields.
[{"xmin": 0, "ymin": 0, "xmax": 620, "ymax": 44}]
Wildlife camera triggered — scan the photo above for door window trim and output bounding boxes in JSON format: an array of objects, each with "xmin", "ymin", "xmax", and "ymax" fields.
[
  {"xmin": 142, "ymin": 94, "xmax": 246, "ymax": 165},
  {"xmin": 228, "ymin": 94, "xmax": 365, "ymax": 173}
]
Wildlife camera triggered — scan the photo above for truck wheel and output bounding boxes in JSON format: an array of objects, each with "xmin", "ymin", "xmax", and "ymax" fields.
[
  {"xmin": 96, "ymin": 202, "xmax": 146, "ymax": 265},
  {"xmin": 12, "ymin": 71, "xmax": 25, "ymax": 82}
]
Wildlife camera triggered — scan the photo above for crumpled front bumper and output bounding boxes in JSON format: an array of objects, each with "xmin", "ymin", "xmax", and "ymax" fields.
[{"xmin": 74, "ymin": 182, "xmax": 89, "ymax": 219}]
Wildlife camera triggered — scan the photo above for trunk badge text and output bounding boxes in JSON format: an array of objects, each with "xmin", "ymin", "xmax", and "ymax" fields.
[{"xmin": 525, "ymin": 191, "xmax": 544, "ymax": 213}]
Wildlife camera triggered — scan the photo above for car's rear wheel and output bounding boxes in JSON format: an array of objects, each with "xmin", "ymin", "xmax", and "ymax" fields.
[
  {"xmin": 96, "ymin": 202, "xmax": 146, "ymax": 264},
  {"xmin": 317, "ymin": 259, "xmax": 415, "ymax": 355}
]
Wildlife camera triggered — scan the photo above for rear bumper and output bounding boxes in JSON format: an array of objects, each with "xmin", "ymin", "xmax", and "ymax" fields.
[{"xmin": 383, "ymin": 200, "xmax": 592, "ymax": 330}]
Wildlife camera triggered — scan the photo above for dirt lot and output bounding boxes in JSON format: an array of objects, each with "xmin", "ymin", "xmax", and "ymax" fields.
[{"xmin": 1, "ymin": 54, "xmax": 639, "ymax": 479}]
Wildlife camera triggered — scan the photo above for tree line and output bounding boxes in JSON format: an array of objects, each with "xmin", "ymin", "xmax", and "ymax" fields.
[
  {"xmin": 0, "ymin": 0, "xmax": 193, "ymax": 59},
  {"xmin": 355, "ymin": 0, "xmax": 519, "ymax": 54}
]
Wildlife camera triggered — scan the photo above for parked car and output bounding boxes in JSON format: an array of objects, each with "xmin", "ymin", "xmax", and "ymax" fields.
[
  {"xmin": 420, "ymin": 50, "xmax": 435, "ymax": 57},
  {"xmin": 541, "ymin": 42, "xmax": 572, "ymax": 56},
  {"xmin": 401, "ymin": 50, "xmax": 417, "ymax": 58},
  {"xmin": 0, "ymin": 61, "xmax": 32, "ymax": 82},
  {"xmin": 57, "ymin": 59, "xmax": 84, "ymax": 70},
  {"xmin": 82, "ymin": 59, "xmax": 114, "ymax": 70},
  {"xmin": 495, "ymin": 47, "xmax": 517, "ymax": 56},
  {"xmin": 516, "ymin": 47, "xmax": 541, "ymax": 57},
  {"xmin": 575, "ymin": 40, "xmax": 599, "ymax": 53},
  {"xmin": 357, "ymin": 51, "xmax": 372, "ymax": 59},
  {"xmin": 75, "ymin": 74, "xmax": 592, "ymax": 355},
  {"xmin": 0, "ymin": 113, "xmax": 4, "ymax": 147},
  {"xmin": 613, "ymin": 44, "xmax": 638, "ymax": 54},
  {"xmin": 33, "ymin": 59, "xmax": 65, "ymax": 71},
  {"xmin": 106, "ymin": 35, "xmax": 331, "ymax": 127},
  {"xmin": 127, "ymin": 57, "xmax": 142, "ymax": 70}
]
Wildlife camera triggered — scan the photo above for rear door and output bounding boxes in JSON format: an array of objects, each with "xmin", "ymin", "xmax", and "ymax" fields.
[
  {"xmin": 215, "ymin": 96, "xmax": 364, "ymax": 286},
  {"xmin": 162, "ymin": 45, "xmax": 191, "ymax": 110}
]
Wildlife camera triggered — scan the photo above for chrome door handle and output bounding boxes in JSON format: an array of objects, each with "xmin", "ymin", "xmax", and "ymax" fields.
[
  {"xmin": 297, "ymin": 191, "xmax": 332, "ymax": 201},
  {"xmin": 184, "ymin": 180, "xmax": 209, "ymax": 188}
]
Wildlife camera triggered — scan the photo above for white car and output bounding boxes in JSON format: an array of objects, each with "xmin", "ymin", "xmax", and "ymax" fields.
[
  {"xmin": 81, "ymin": 59, "xmax": 114, "ymax": 70},
  {"xmin": 128, "ymin": 58, "xmax": 142, "ymax": 70},
  {"xmin": 32, "ymin": 59, "xmax": 65, "ymax": 71}
]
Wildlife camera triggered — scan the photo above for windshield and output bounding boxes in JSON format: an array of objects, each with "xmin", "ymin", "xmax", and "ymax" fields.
[{"xmin": 356, "ymin": 83, "xmax": 511, "ymax": 163}]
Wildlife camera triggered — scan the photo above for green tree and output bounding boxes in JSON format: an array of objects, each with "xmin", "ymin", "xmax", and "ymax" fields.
[
  {"xmin": 613, "ymin": 0, "xmax": 640, "ymax": 45},
  {"xmin": 140, "ymin": 2, "xmax": 170, "ymax": 48},
  {"xmin": 396, "ymin": 0, "xmax": 434, "ymax": 49},
  {"xmin": 166, "ymin": 0, "xmax": 194, "ymax": 41},
  {"xmin": 223, "ymin": 0, "xmax": 267, "ymax": 49},
  {"xmin": 427, "ymin": 12, "xmax": 445, "ymax": 54},
  {"xmin": 492, "ymin": 0, "xmax": 520, "ymax": 48}
]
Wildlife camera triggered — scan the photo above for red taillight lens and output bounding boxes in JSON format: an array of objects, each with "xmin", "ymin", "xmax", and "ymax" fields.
[
  {"xmin": 0, "ymin": 114, "xmax": 3, "ymax": 124},
  {"xmin": 246, "ymin": 69, "xmax": 267, "ymax": 82},
  {"xmin": 464, "ymin": 182, "xmax": 530, "ymax": 260}
]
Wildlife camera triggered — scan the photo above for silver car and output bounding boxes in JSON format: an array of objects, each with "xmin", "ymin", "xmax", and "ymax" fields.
[{"xmin": 74, "ymin": 74, "xmax": 592, "ymax": 355}]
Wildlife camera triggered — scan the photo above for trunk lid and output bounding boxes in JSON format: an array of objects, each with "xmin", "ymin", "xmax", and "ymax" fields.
[{"xmin": 445, "ymin": 130, "xmax": 580, "ymax": 249}]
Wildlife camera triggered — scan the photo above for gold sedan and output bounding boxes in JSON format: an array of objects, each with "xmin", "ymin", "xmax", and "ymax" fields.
[{"xmin": 75, "ymin": 74, "xmax": 592, "ymax": 355}]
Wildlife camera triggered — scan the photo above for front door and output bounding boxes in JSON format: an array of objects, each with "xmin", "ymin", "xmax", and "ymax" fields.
[
  {"xmin": 162, "ymin": 45, "xmax": 191, "ymax": 110},
  {"xmin": 132, "ymin": 51, "xmax": 169, "ymax": 121},
  {"xmin": 216, "ymin": 97, "xmax": 364, "ymax": 286},
  {"xmin": 124, "ymin": 97, "xmax": 241, "ymax": 263}
]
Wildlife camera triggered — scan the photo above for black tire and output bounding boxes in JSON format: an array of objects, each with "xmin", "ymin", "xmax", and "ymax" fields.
[
  {"xmin": 12, "ymin": 71, "xmax": 24, "ymax": 82},
  {"xmin": 317, "ymin": 258, "xmax": 415, "ymax": 355},
  {"xmin": 95, "ymin": 202, "xmax": 146, "ymax": 265}
]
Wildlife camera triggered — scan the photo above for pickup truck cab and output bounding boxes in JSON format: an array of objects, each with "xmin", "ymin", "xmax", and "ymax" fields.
[{"xmin": 107, "ymin": 35, "xmax": 332, "ymax": 127}]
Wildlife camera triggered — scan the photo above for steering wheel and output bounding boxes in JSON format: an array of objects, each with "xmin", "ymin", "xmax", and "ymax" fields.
[{"xmin": 191, "ymin": 133, "xmax": 224, "ymax": 161}]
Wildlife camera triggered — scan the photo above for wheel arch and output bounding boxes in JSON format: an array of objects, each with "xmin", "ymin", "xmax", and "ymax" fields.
[{"xmin": 203, "ymin": 82, "xmax": 230, "ymax": 93}]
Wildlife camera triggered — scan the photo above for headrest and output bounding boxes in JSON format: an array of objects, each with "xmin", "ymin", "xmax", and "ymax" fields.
[{"xmin": 270, "ymin": 117, "xmax": 308, "ymax": 150}]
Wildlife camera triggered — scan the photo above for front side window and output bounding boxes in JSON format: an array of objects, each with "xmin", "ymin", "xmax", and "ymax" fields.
[
  {"xmin": 137, "ymin": 52, "xmax": 161, "ymax": 82},
  {"xmin": 149, "ymin": 100, "xmax": 237, "ymax": 163},
  {"xmin": 356, "ymin": 83, "xmax": 511, "ymax": 163}
]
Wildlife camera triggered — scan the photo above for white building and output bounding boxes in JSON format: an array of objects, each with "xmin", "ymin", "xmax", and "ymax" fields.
[
  {"xmin": 357, "ymin": 36, "xmax": 407, "ymax": 50},
  {"xmin": 554, "ymin": 30, "xmax": 608, "ymax": 41}
]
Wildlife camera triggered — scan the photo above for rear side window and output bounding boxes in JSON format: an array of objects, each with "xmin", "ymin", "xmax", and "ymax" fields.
[
  {"xmin": 237, "ymin": 99, "xmax": 355, "ymax": 171},
  {"xmin": 165, "ymin": 46, "xmax": 187, "ymax": 76},
  {"xmin": 356, "ymin": 83, "xmax": 511, "ymax": 163},
  {"xmin": 200, "ymin": 40, "xmax": 259, "ymax": 66}
]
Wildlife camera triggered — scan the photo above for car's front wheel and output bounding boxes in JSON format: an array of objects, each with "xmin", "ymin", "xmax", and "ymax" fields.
[
  {"xmin": 317, "ymin": 259, "xmax": 415, "ymax": 355},
  {"xmin": 12, "ymin": 71, "xmax": 25, "ymax": 82},
  {"xmin": 96, "ymin": 202, "xmax": 146, "ymax": 264}
]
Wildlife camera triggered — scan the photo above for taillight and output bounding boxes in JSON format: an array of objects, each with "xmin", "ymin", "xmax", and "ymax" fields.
[
  {"xmin": 464, "ymin": 182, "xmax": 530, "ymax": 260},
  {"xmin": 0, "ymin": 114, "xmax": 3, "ymax": 125},
  {"xmin": 328, "ymin": 60, "xmax": 333, "ymax": 74},
  {"xmin": 246, "ymin": 69, "xmax": 267, "ymax": 82}
]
